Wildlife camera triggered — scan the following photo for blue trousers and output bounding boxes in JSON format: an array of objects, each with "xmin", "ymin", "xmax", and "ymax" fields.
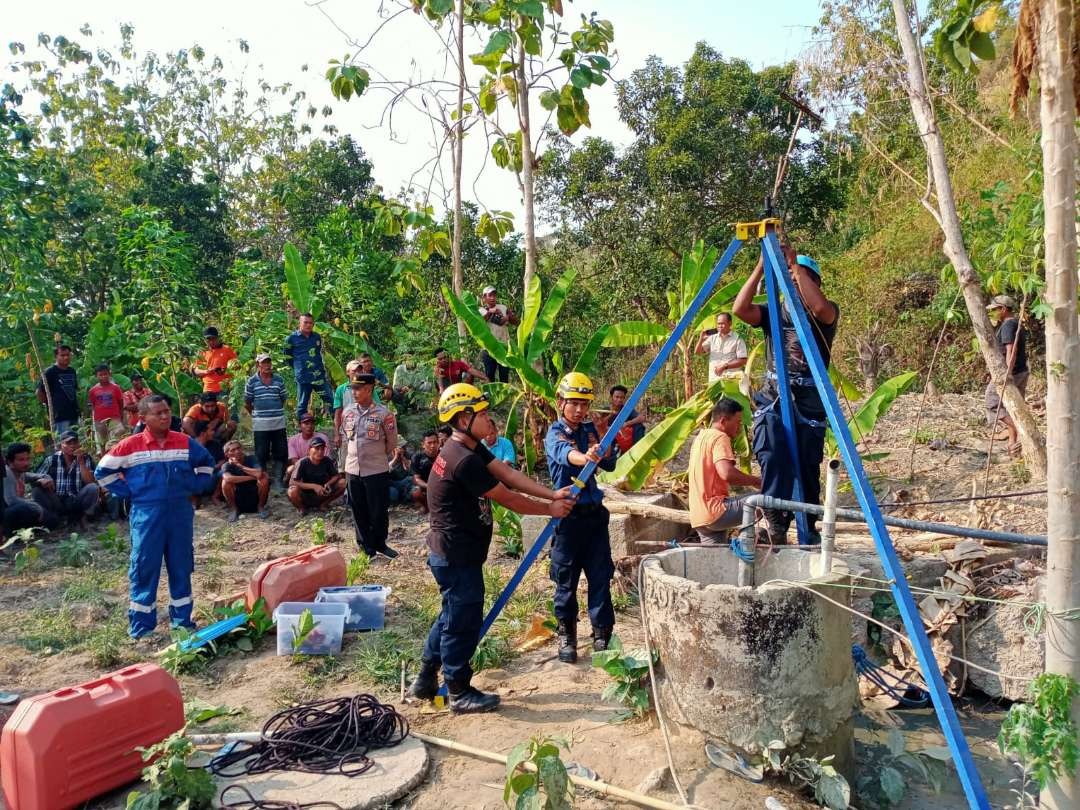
[
  {"xmin": 751, "ymin": 403, "xmax": 826, "ymax": 538},
  {"xmin": 296, "ymin": 378, "xmax": 334, "ymax": 420},
  {"xmin": 422, "ymin": 556, "xmax": 484, "ymax": 684},
  {"xmin": 128, "ymin": 499, "xmax": 196, "ymax": 638},
  {"xmin": 550, "ymin": 506, "xmax": 615, "ymax": 629}
]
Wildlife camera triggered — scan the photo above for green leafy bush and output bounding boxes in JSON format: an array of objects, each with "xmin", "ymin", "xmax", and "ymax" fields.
[
  {"xmin": 503, "ymin": 734, "xmax": 575, "ymax": 810},
  {"xmin": 999, "ymin": 673, "xmax": 1080, "ymax": 794},
  {"xmin": 591, "ymin": 635, "xmax": 657, "ymax": 719},
  {"xmin": 126, "ymin": 731, "xmax": 215, "ymax": 810}
]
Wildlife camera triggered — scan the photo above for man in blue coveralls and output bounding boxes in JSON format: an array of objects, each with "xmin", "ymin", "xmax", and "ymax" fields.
[
  {"xmin": 732, "ymin": 246, "xmax": 839, "ymax": 546},
  {"xmin": 544, "ymin": 372, "xmax": 619, "ymax": 664},
  {"xmin": 95, "ymin": 395, "xmax": 214, "ymax": 639},
  {"xmin": 284, "ymin": 313, "xmax": 335, "ymax": 421}
]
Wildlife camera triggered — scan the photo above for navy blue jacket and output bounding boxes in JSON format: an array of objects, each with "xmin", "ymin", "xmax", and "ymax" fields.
[
  {"xmin": 544, "ymin": 418, "xmax": 618, "ymax": 506},
  {"xmin": 283, "ymin": 330, "xmax": 327, "ymax": 383}
]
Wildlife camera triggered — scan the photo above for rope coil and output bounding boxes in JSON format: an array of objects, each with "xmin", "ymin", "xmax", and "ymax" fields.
[{"xmin": 208, "ymin": 695, "xmax": 408, "ymax": 778}]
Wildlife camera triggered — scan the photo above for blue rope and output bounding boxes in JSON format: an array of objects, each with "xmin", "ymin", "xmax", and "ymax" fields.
[
  {"xmin": 851, "ymin": 644, "xmax": 931, "ymax": 708},
  {"xmin": 729, "ymin": 537, "xmax": 754, "ymax": 564}
]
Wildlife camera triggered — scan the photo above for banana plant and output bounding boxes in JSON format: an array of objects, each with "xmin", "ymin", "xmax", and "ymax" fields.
[
  {"xmin": 444, "ymin": 269, "xmax": 674, "ymax": 473},
  {"xmin": 825, "ymin": 371, "xmax": 918, "ymax": 460}
]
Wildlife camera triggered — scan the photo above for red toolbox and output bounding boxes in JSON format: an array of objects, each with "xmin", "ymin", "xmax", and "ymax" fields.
[
  {"xmin": 0, "ymin": 664, "xmax": 183, "ymax": 810},
  {"xmin": 245, "ymin": 545, "xmax": 346, "ymax": 614}
]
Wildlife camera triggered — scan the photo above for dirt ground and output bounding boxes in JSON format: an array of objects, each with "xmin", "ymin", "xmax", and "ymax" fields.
[{"xmin": 0, "ymin": 392, "xmax": 1044, "ymax": 809}]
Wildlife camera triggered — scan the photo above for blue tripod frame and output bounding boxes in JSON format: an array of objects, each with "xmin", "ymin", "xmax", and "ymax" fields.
[{"xmin": 479, "ymin": 225, "xmax": 989, "ymax": 810}]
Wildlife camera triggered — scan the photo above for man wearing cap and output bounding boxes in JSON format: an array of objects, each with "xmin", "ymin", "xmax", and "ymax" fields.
[
  {"xmin": 193, "ymin": 326, "xmax": 238, "ymax": 395},
  {"xmin": 287, "ymin": 436, "xmax": 345, "ymax": 515},
  {"xmin": 695, "ymin": 312, "xmax": 748, "ymax": 384},
  {"xmin": 733, "ymin": 245, "xmax": 839, "ymax": 546},
  {"xmin": 287, "ymin": 413, "xmax": 331, "ymax": 477},
  {"xmin": 123, "ymin": 373, "xmax": 153, "ymax": 430},
  {"xmin": 340, "ymin": 373, "xmax": 399, "ymax": 558},
  {"xmin": 985, "ymin": 294, "xmax": 1029, "ymax": 455},
  {"xmin": 334, "ymin": 360, "xmax": 368, "ymax": 469},
  {"xmin": 34, "ymin": 430, "xmax": 103, "ymax": 529},
  {"xmin": 478, "ymin": 286, "xmax": 519, "ymax": 383},
  {"xmin": 244, "ymin": 354, "xmax": 289, "ymax": 489},
  {"xmin": 182, "ymin": 392, "xmax": 236, "ymax": 462},
  {"xmin": 95, "ymin": 395, "xmax": 214, "ymax": 639},
  {"xmin": 284, "ymin": 313, "xmax": 335, "ymax": 421}
]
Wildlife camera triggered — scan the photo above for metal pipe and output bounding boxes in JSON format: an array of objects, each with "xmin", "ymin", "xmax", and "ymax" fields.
[
  {"xmin": 744, "ymin": 494, "xmax": 1047, "ymax": 547},
  {"xmin": 737, "ymin": 501, "xmax": 756, "ymax": 587},
  {"xmin": 821, "ymin": 459, "xmax": 841, "ymax": 572}
]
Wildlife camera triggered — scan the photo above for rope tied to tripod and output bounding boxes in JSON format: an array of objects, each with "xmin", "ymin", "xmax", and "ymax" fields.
[{"xmin": 208, "ymin": 694, "xmax": 409, "ymax": 778}]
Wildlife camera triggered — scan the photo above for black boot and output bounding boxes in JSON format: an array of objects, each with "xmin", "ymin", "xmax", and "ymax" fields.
[
  {"xmin": 447, "ymin": 678, "xmax": 499, "ymax": 714},
  {"xmin": 591, "ymin": 626, "xmax": 613, "ymax": 653},
  {"xmin": 557, "ymin": 619, "xmax": 578, "ymax": 664},
  {"xmin": 407, "ymin": 659, "xmax": 440, "ymax": 701}
]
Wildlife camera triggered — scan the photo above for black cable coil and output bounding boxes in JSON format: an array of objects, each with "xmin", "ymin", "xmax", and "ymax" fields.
[
  {"xmin": 218, "ymin": 785, "xmax": 344, "ymax": 810},
  {"xmin": 208, "ymin": 694, "xmax": 409, "ymax": 778}
]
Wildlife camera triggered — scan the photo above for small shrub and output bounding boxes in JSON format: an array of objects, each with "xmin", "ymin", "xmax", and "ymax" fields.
[
  {"xmin": 764, "ymin": 742, "xmax": 851, "ymax": 810},
  {"xmin": 59, "ymin": 532, "xmax": 93, "ymax": 567},
  {"xmin": 97, "ymin": 524, "xmax": 128, "ymax": 556},
  {"xmin": 310, "ymin": 517, "xmax": 327, "ymax": 546},
  {"xmin": 472, "ymin": 634, "xmax": 513, "ymax": 672},
  {"xmin": 20, "ymin": 607, "xmax": 82, "ymax": 654},
  {"xmin": 354, "ymin": 630, "xmax": 421, "ymax": 686},
  {"xmin": 86, "ymin": 612, "xmax": 131, "ymax": 668},
  {"xmin": 999, "ymin": 673, "xmax": 1080, "ymax": 795},
  {"xmin": 592, "ymin": 634, "xmax": 657, "ymax": 720},
  {"xmin": 346, "ymin": 552, "xmax": 370, "ymax": 585},
  {"xmin": 126, "ymin": 730, "xmax": 216, "ymax": 810},
  {"xmin": 503, "ymin": 734, "xmax": 575, "ymax": 810}
]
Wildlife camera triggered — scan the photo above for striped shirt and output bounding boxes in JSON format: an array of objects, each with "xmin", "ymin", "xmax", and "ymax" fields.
[{"xmin": 244, "ymin": 372, "xmax": 288, "ymax": 432}]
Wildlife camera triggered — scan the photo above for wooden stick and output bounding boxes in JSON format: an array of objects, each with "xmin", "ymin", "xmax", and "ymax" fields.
[
  {"xmin": 190, "ymin": 730, "xmax": 701, "ymax": 810},
  {"xmin": 410, "ymin": 731, "xmax": 701, "ymax": 810},
  {"xmin": 604, "ymin": 499, "xmax": 691, "ymax": 523}
]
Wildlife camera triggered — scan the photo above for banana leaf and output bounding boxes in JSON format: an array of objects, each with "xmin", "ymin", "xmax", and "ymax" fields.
[
  {"xmin": 573, "ymin": 325, "xmax": 609, "ymax": 376},
  {"xmin": 522, "ymin": 418, "xmax": 538, "ymax": 474},
  {"xmin": 825, "ymin": 371, "xmax": 917, "ymax": 456},
  {"xmin": 689, "ymin": 279, "xmax": 744, "ymax": 333},
  {"xmin": 284, "ymin": 243, "xmax": 323, "ymax": 320},
  {"xmin": 516, "ymin": 273, "xmax": 542, "ymax": 354},
  {"xmin": 526, "ymin": 268, "xmax": 577, "ymax": 363},
  {"xmin": 829, "ymin": 364, "xmax": 864, "ymax": 401},
  {"xmin": 599, "ymin": 378, "xmax": 746, "ymax": 491},
  {"xmin": 480, "ymin": 381, "xmax": 517, "ymax": 410},
  {"xmin": 504, "ymin": 391, "xmax": 525, "ymax": 445},
  {"xmin": 574, "ymin": 321, "xmax": 669, "ymax": 376},
  {"xmin": 319, "ymin": 323, "xmax": 385, "ymax": 370}
]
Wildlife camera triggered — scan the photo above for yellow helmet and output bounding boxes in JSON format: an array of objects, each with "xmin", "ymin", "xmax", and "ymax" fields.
[
  {"xmin": 556, "ymin": 371, "xmax": 594, "ymax": 401},
  {"xmin": 438, "ymin": 382, "xmax": 490, "ymax": 423}
]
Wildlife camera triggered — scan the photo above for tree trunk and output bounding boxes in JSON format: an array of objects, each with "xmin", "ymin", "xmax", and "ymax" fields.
[
  {"xmin": 516, "ymin": 42, "xmax": 539, "ymax": 298},
  {"xmin": 451, "ymin": 0, "xmax": 466, "ymax": 340},
  {"xmin": 681, "ymin": 339, "xmax": 694, "ymax": 400},
  {"xmin": 889, "ymin": 0, "xmax": 1047, "ymax": 475},
  {"xmin": 1036, "ymin": 2, "xmax": 1080, "ymax": 806}
]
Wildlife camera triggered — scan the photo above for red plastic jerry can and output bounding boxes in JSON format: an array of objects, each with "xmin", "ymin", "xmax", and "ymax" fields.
[
  {"xmin": 245, "ymin": 545, "xmax": 346, "ymax": 614},
  {"xmin": 1, "ymin": 663, "xmax": 183, "ymax": 810}
]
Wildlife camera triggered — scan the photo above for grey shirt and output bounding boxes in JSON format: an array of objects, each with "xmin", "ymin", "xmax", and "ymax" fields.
[
  {"xmin": 341, "ymin": 402, "xmax": 398, "ymax": 477},
  {"xmin": 3, "ymin": 470, "xmax": 51, "ymax": 504}
]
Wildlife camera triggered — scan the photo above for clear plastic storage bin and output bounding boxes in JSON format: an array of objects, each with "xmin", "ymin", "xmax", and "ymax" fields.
[
  {"xmin": 274, "ymin": 602, "xmax": 348, "ymax": 655},
  {"xmin": 316, "ymin": 585, "xmax": 391, "ymax": 632}
]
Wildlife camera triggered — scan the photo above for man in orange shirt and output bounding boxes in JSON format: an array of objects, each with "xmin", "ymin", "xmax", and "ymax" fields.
[
  {"xmin": 688, "ymin": 398, "xmax": 761, "ymax": 545},
  {"xmin": 193, "ymin": 327, "xmax": 238, "ymax": 395}
]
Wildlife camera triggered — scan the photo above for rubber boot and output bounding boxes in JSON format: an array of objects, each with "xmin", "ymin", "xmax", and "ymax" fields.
[
  {"xmin": 447, "ymin": 678, "xmax": 500, "ymax": 714},
  {"xmin": 591, "ymin": 625, "xmax": 613, "ymax": 653},
  {"xmin": 557, "ymin": 619, "xmax": 578, "ymax": 664},
  {"xmin": 407, "ymin": 658, "xmax": 440, "ymax": 701}
]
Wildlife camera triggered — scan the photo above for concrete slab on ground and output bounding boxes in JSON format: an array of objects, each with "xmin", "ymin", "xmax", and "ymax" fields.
[{"xmin": 215, "ymin": 735, "xmax": 429, "ymax": 809}]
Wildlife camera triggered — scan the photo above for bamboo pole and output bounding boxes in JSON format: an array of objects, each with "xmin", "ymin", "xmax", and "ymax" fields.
[{"xmin": 409, "ymin": 731, "xmax": 701, "ymax": 810}]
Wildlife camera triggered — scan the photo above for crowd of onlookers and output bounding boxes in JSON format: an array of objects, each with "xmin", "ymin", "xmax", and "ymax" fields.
[{"xmin": 1, "ymin": 285, "xmax": 648, "ymax": 540}]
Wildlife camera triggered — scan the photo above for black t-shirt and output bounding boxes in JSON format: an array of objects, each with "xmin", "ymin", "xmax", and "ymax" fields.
[
  {"xmin": 292, "ymin": 456, "xmax": 337, "ymax": 487},
  {"xmin": 224, "ymin": 454, "xmax": 261, "ymax": 483},
  {"xmin": 410, "ymin": 452, "xmax": 436, "ymax": 483},
  {"xmin": 427, "ymin": 440, "xmax": 498, "ymax": 566},
  {"xmin": 37, "ymin": 364, "xmax": 79, "ymax": 422},
  {"xmin": 996, "ymin": 317, "xmax": 1028, "ymax": 374},
  {"xmin": 756, "ymin": 300, "xmax": 839, "ymax": 416}
]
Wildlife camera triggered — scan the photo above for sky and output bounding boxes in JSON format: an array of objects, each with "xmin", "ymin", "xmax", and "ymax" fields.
[{"xmin": 5, "ymin": 0, "xmax": 825, "ymax": 220}]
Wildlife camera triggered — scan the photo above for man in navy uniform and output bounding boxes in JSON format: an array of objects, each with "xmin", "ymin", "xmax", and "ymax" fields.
[{"xmin": 544, "ymin": 372, "xmax": 619, "ymax": 664}]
